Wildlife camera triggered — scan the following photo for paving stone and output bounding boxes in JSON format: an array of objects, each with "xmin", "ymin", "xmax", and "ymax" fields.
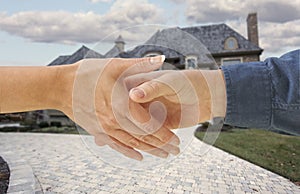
[{"xmin": 0, "ymin": 132, "xmax": 299, "ymax": 194}]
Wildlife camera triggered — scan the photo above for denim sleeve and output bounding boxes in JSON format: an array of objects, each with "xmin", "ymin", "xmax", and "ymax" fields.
[{"xmin": 221, "ymin": 49, "xmax": 300, "ymax": 136}]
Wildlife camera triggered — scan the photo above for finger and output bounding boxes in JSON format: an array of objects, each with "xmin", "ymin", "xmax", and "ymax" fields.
[
  {"xmin": 108, "ymin": 137, "xmax": 144, "ymax": 161},
  {"xmin": 128, "ymin": 100, "xmax": 180, "ymax": 145},
  {"xmin": 121, "ymin": 55, "xmax": 165, "ymax": 77},
  {"xmin": 94, "ymin": 133, "xmax": 143, "ymax": 161},
  {"xmin": 111, "ymin": 129, "xmax": 169, "ymax": 158},
  {"xmin": 110, "ymin": 115, "xmax": 179, "ymax": 156},
  {"xmin": 129, "ymin": 79, "xmax": 174, "ymax": 103},
  {"xmin": 94, "ymin": 133, "xmax": 110, "ymax": 146},
  {"xmin": 126, "ymin": 100, "xmax": 180, "ymax": 156},
  {"xmin": 133, "ymin": 133, "xmax": 180, "ymax": 155},
  {"xmin": 151, "ymin": 127, "xmax": 180, "ymax": 146}
]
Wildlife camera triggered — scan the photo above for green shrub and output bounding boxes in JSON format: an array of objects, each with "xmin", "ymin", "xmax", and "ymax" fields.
[
  {"xmin": 50, "ymin": 121, "xmax": 62, "ymax": 127},
  {"xmin": 0, "ymin": 126, "xmax": 31, "ymax": 132},
  {"xmin": 38, "ymin": 122, "xmax": 49, "ymax": 128}
]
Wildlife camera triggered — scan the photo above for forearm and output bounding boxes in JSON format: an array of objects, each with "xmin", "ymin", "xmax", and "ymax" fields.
[
  {"xmin": 0, "ymin": 64, "xmax": 77, "ymax": 115},
  {"xmin": 221, "ymin": 50, "xmax": 300, "ymax": 135}
]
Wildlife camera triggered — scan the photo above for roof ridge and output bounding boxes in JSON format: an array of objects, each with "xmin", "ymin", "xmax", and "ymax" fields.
[{"xmin": 180, "ymin": 23, "xmax": 226, "ymax": 30}]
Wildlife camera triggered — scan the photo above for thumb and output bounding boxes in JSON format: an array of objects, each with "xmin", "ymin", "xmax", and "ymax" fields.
[{"xmin": 129, "ymin": 80, "xmax": 173, "ymax": 103}]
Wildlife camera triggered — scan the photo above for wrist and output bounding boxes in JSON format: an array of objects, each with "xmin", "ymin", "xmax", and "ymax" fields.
[
  {"xmin": 184, "ymin": 69, "xmax": 226, "ymax": 123},
  {"xmin": 200, "ymin": 69, "xmax": 227, "ymax": 119},
  {"xmin": 184, "ymin": 70, "xmax": 212, "ymax": 123},
  {"xmin": 49, "ymin": 64, "xmax": 78, "ymax": 119}
]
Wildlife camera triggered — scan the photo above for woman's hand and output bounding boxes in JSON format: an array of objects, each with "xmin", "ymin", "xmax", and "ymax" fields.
[{"xmin": 61, "ymin": 56, "xmax": 180, "ymax": 160}]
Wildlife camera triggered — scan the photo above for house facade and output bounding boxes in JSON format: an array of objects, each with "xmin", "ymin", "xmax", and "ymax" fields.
[{"xmin": 42, "ymin": 13, "xmax": 263, "ymax": 126}]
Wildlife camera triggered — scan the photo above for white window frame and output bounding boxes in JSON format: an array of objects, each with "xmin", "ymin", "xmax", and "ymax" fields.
[
  {"xmin": 224, "ymin": 37, "xmax": 239, "ymax": 50},
  {"xmin": 221, "ymin": 57, "xmax": 243, "ymax": 66},
  {"xmin": 185, "ymin": 55, "xmax": 198, "ymax": 69}
]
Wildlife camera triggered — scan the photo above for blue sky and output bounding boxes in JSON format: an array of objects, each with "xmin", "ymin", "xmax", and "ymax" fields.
[{"xmin": 0, "ymin": 0, "xmax": 299, "ymax": 66}]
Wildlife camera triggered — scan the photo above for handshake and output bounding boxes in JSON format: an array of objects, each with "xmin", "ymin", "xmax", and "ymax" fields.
[
  {"xmin": 68, "ymin": 55, "xmax": 227, "ymax": 160},
  {"xmin": 0, "ymin": 55, "xmax": 226, "ymax": 161}
]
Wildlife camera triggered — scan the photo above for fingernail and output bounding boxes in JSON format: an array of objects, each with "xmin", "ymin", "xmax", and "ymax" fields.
[
  {"xmin": 125, "ymin": 153, "xmax": 143, "ymax": 161},
  {"xmin": 170, "ymin": 137, "xmax": 180, "ymax": 145},
  {"xmin": 131, "ymin": 88, "xmax": 145, "ymax": 98},
  {"xmin": 134, "ymin": 155, "xmax": 143, "ymax": 161},
  {"xmin": 150, "ymin": 55, "xmax": 165, "ymax": 64},
  {"xmin": 170, "ymin": 147, "xmax": 180, "ymax": 155}
]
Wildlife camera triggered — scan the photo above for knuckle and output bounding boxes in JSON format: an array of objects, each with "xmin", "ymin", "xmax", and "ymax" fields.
[
  {"xmin": 103, "ymin": 116, "xmax": 118, "ymax": 128},
  {"xmin": 128, "ymin": 138, "xmax": 139, "ymax": 147},
  {"xmin": 141, "ymin": 135, "xmax": 152, "ymax": 143}
]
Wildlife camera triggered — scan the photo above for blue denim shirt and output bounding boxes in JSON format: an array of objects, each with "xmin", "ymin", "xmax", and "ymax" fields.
[{"xmin": 221, "ymin": 49, "xmax": 300, "ymax": 136}]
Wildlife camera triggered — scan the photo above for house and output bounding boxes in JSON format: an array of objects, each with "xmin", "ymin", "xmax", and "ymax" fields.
[
  {"xmin": 117, "ymin": 13, "xmax": 262, "ymax": 69},
  {"xmin": 41, "ymin": 13, "xmax": 263, "ymax": 126}
]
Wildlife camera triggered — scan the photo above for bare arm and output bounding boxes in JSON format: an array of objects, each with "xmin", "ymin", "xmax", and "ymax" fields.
[
  {"xmin": 0, "ymin": 64, "xmax": 76, "ymax": 115},
  {"xmin": 0, "ymin": 56, "xmax": 180, "ymax": 160}
]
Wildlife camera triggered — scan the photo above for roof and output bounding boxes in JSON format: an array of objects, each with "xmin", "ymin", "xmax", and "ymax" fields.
[
  {"xmin": 181, "ymin": 23, "xmax": 263, "ymax": 54},
  {"xmin": 104, "ymin": 35, "xmax": 125, "ymax": 58},
  {"xmin": 47, "ymin": 55, "xmax": 70, "ymax": 66},
  {"xmin": 48, "ymin": 45, "xmax": 103, "ymax": 66},
  {"xmin": 121, "ymin": 27, "xmax": 218, "ymax": 68},
  {"xmin": 48, "ymin": 24, "xmax": 263, "ymax": 67},
  {"xmin": 104, "ymin": 45, "xmax": 122, "ymax": 58},
  {"xmin": 122, "ymin": 24, "xmax": 262, "ymax": 59}
]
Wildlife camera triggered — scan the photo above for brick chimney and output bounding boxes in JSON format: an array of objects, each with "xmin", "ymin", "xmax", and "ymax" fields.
[{"xmin": 247, "ymin": 13, "xmax": 259, "ymax": 46}]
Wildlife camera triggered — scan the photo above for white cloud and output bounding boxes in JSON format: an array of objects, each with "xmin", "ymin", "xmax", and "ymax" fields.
[
  {"xmin": 180, "ymin": 0, "xmax": 300, "ymax": 58},
  {"xmin": 227, "ymin": 18, "xmax": 300, "ymax": 58},
  {"xmin": 181, "ymin": 0, "xmax": 300, "ymax": 23},
  {"xmin": 0, "ymin": 0, "xmax": 164, "ymax": 44}
]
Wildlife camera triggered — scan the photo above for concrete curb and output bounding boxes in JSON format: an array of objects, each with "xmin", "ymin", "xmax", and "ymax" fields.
[{"xmin": 0, "ymin": 151, "xmax": 41, "ymax": 193}]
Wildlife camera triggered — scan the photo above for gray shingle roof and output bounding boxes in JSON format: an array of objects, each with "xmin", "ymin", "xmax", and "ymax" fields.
[
  {"xmin": 121, "ymin": 27, "xmax": 218, "ymax": 69},
  {"xmin": 48, "ymin": 45, "xmax": 103, "ymax": 66},
  {"xmin": 122, "ymin": 24, "xmax": 262, "ymax": 58},
  {"xmin": 48, "ymin": 55, "xmax": 70, "ymax": 66},
  {"xmin": 181, "ymin": 24, "xmax": 263, "ymax": 54},
  {"xmin": 48, "ymin": 23, "xmax": 262, "ymax": 68},
  {"xmin": 104, "ymin": 45, "xmax": 122, "ymax": 58}
]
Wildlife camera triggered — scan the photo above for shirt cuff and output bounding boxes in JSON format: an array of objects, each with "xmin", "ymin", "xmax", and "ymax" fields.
[{"xmin": 221, "ymin": 62, "xmax": 272, "ymax": 129}]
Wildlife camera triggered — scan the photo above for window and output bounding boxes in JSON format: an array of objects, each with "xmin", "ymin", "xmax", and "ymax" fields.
[
  {"xmin": 185, "ymin": 56, "xmax": 197, "ymax": 69},
  {"xmin": 224, "ymin": 37, "xmax": 238, "ymax": 50},
  {"xmin": 221, "ymin": 57, "xmax": 242, "ymax": 66}
]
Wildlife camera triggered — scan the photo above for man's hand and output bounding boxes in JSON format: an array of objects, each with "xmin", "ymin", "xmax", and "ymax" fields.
[{"xmin": 127, "ymin": 69, "xmax": 226, "ymax": 129}]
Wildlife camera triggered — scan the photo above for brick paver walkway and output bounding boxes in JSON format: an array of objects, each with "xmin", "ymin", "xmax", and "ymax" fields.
[{"xmin": 0, "ymin": 132, "xmax": 299, "ymax": 194}]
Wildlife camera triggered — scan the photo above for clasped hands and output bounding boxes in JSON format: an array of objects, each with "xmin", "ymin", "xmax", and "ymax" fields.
[{"xmin": 61, "ymin": 55, "xmax": 225, "ymax": 161}]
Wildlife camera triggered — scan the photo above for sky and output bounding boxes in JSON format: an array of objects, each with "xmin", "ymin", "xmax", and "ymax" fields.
[{"xmin": 0, "ymin": 0, "xmax": 299, "ymax": 66}]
